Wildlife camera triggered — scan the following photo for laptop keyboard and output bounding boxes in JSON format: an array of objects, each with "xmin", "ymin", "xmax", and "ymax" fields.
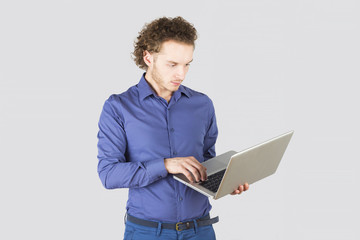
[{"xmin": 199, "ymin": 169, "xmax": 226, "ymax": 193}]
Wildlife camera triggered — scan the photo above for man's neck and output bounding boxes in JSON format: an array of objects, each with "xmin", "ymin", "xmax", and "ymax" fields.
[{"xmin": 144, "ymin": 72, "xmax": 173, "ymax": 103}]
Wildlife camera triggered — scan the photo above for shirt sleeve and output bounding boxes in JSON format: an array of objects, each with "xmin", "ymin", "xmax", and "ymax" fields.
[
  {"xmin": 97, "ymin": 96, "xmax": 168, "ymax": 189},
  {"xmin": 203, "ymin": 98, "xmax": 218, "ymax": 161}
]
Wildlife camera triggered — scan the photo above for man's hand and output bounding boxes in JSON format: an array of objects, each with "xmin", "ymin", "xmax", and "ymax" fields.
[
  {"xmin": 231, "ymin": 183, "xmax": 250, "ymax": 195},
  {"xmin": 164, "ymin": 156, "xmax": 207, "ymax": 183}
]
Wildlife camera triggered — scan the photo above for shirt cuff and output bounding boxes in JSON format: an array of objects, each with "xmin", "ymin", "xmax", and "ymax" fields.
[{"xmin": 144, "ymin": 158, "xmax": 168, "ymax": 181}]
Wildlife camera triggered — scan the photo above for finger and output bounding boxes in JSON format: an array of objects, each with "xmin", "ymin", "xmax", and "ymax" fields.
[
  {"xmin": 187, "ymin": 157, "xmax": 207, "ymax": 181},
  {"xmin": 244, "ymin": 183, "xmax": 249, "ymax": 191},
  {"xmin": 183, "ymin": 163, "xmax": 201, "ymax": 182},
  {"xmin": 232, "ymin": 189, "xmax": 240, "ymax": 195},
  {"xmin": 196, "ymin": 166, "xmax": 207, "ymax": 182},
  {"xmin": 182, "ymin": 170, "xmax": 195, "ymax": 183}
]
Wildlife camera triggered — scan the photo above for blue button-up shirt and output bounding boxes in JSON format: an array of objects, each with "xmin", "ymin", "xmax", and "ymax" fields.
[{"xmin": 97, "ymin": 74, "xmax": 218, "ymax": 223}]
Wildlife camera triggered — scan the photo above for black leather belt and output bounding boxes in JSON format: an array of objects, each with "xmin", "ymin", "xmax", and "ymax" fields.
[{"xmin": 126, "ymin": 214, "xmax": 219, "ymax": 231}]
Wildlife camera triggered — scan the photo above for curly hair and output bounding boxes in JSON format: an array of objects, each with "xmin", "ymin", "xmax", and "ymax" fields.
[{"xmin": 132, "ymin": 16, "xmax": 198, "ymax": 70}]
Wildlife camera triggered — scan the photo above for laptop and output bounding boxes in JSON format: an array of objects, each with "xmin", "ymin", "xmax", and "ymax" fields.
[{"xmin": 173, "ymin": 131, "xmax": 294, "ymax": 200}]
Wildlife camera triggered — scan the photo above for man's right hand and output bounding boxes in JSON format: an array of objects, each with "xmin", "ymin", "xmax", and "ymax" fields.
[{"xmin": 164, "ymin": 156, "xmax": 207, "ymax": 183}]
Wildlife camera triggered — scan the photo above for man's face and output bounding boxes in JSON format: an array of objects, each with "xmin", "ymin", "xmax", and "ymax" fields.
[{"xmin": 144, "ymin": 40, "xmax": 194, "ymax": 99}]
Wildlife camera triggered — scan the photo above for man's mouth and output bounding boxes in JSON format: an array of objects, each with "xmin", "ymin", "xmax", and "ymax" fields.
[{"xmin": 171, "ymin": 81, "xmax": 182, "ymax": 86}]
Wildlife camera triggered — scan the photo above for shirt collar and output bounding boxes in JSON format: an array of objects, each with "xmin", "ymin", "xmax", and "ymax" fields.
[
  {"xmin": 173, "ymin": 85, "xmax": 192, "ymax": 102},
  {"xmin": 138, "ymin": 73, "xmax": 157, "ymax": 101},
  {"xmin": 137, "ymin": 73, "xmax": 192, "ymax": 102}
]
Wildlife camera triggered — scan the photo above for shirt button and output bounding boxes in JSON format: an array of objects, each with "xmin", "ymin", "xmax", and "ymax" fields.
[
  {"xmin": 173, "ymin": 151, "xmax": 177, "ymax": 156},
  {"xmin": 179, "ymin": 197, "xmax": 183, "ymax": 201},
  {"xmin": 170, "ymin": 128, "xmax": 174, "ymax": 132}
]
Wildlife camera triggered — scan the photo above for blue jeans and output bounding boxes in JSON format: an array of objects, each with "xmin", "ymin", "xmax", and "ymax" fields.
[{"xmin": 124, "ymin": 218, "xmax": 216, "ymax": 240}]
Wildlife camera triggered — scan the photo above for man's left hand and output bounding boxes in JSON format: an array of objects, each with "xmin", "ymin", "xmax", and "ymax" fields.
[{"xmin": 231, "ymin": 183, "xmax": 249, "ymax": 195}]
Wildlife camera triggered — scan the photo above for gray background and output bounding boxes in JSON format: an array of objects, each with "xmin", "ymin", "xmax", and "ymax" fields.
[{"xmin": 1, "ymin": 0, "xmax": 359, "ymax": 239}]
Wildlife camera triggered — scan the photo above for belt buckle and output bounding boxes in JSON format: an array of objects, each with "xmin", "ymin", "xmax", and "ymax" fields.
[
  {"xmin": 176, "ymin": 221, "xmax": 191, "ymax": 231},
  {"xmin": 176, "ymin": 222, "xmax": 183, "ymax": 231}
]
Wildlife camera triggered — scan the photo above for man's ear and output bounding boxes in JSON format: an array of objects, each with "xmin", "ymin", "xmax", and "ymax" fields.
[{"xmin": 143, "ymin": 50, "xmax": 153, "ymax": 67}]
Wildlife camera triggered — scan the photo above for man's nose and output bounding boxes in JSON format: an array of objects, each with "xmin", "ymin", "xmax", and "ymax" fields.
[{"xmin": 176, "ymin": 66, "xmax": 187, "ymax": 80}]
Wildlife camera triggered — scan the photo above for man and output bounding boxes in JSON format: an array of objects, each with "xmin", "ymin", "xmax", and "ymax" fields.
[{"xmin": 97, "ymin": 16, "xmax": 249, "ymax": 240}]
